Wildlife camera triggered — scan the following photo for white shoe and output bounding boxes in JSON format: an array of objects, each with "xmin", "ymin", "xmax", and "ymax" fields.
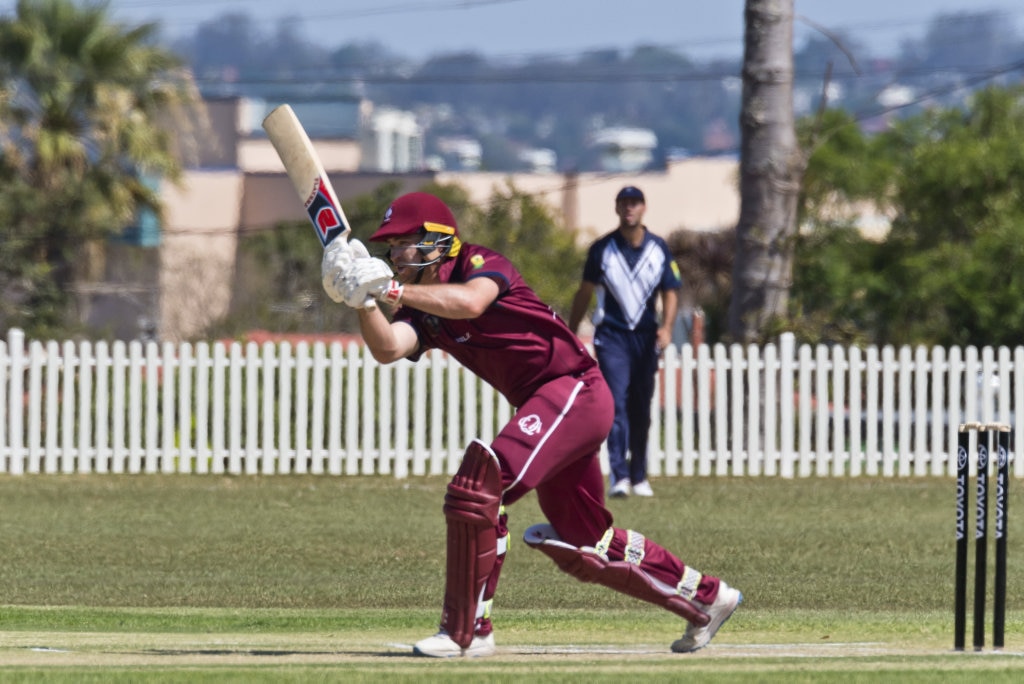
[
  {"xmin": 609, "ymin": 480, "xmax": 631, "ymax": 498},
  {"xmin": 632, "ymin": 480, "xmax": 654, "ymax": 497},
  {"xmin": 670, "ymin": 581, "xmax": 743, "ymax": 653},
  {"xmin": 413, "ymin": 630, "xmax": 496, "ymax": 658}
]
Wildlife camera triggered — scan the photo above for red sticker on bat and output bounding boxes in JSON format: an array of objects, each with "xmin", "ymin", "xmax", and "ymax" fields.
[
  {"xmin": 305, "ymin": 179, "xmax": 348, "ymax": 247},
  {"xmin": 316, "ymin": 205, "xmax": 341, "ymax": 234}
]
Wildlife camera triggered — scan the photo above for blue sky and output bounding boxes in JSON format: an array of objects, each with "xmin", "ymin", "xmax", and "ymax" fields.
[{"xmin": 6, "ymin": 1, "xmax": 1022, "ymax": 60}]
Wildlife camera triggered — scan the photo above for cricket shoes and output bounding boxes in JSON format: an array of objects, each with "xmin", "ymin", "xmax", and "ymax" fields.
[
  {"xmin": 632, "ymin": 480, "xmax": 655, "ymax": 497},
  {"xmin": 609, "ymin": 479, "xmax": 631, "ymax": 498},
  {"xmin": 670, "ymin": 581, "xmax": 743, "ymax": 653},
  {"xmin": 413, "ymin": 630, "xmax": 496, "ymax": 658}
]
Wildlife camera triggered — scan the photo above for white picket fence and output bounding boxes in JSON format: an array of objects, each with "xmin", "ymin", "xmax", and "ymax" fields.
[{"xmin": 0, "ymin": 328, "xmax": 1020, "ymax": 478}]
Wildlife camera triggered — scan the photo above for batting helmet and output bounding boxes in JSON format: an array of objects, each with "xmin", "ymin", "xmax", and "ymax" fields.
[{"xmin": 370, "ymin": 193, "xmax": 462, "ymax": 263}]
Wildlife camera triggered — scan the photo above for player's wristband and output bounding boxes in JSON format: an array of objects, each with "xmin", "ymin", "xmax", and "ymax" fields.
[{"xmin": 379, "ymin": 280, "xmax": 404, "ymax": 305}]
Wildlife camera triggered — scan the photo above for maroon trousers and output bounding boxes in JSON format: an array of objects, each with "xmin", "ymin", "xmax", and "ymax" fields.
[{"xmin": 488, "ymin": 365, "xmax": 717, "ymax": 601}]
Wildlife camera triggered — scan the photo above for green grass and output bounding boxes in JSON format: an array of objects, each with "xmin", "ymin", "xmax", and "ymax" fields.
[{"xmin": 0, "ymin": 474, "xmax": 1022, "ymax": 680}]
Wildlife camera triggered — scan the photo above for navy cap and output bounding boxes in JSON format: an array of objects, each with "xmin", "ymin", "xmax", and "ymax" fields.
[{"xmin": 616, "ymin": 186, "xmax": 645, "ymax": 203}]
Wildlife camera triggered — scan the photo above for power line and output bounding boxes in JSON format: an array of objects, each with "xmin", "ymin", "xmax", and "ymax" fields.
[
  {"xmin": 115, "ymin": 0, "xmax": 525, "ymax": 15},
  {"xmin": 190, "ymin": 63, "xmax": 1023, "ymax": 90},
  {"xmin": 850, "ymin": 58, "xmax": 1024, "ymax": 126}
]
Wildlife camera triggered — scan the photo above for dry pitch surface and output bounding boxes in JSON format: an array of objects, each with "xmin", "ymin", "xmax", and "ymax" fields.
[{"xmin": 3, "ymin": 630, "xmax": 1022, "ymax": 667}]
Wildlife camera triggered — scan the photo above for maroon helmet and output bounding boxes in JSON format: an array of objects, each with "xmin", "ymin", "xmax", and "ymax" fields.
[{"xmin": 370, "ymin": 193, "xmax": 462, "ymax": 266}]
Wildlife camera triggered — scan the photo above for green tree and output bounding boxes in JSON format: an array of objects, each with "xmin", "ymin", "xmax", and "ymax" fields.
[
  {"xmin": 455, "ymin": 181, "xmax": 584, "ymax": 317},
  {"xmin": 797, "ymin": 108, "xmax": 896, "ymax": 224},
  {"xmin": 0, "ymin": 0, "xmax": 198, "ymax": 337},
  {"xmin": 781, "ymin": 108, "xmax": 898, "ymax": 345},
  {"xmin": 791, "ymin": 86, "xmax": 1024, "ymax": 347},
  {"xmin": 877, "ymin": 86, "xmax": 1024, "ymax": 346}
]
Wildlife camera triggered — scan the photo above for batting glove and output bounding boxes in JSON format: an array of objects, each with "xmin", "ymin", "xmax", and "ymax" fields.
[
  {"xmin": 341, "ymin": 257, "xmax": 394, "ymax": 310},
  {"xmin": 321, "ymin": 239, "xmax": 371, "ymax": 303},
  {"xmin": 373, "ymin": 279, "xmax": 404, "ymax": 306}
]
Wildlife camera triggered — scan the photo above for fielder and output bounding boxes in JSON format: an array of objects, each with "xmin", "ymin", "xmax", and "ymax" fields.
[
  {"xmin": 321, "ymin": 192, "xmax": 742, "ymax": 657},
  {"xmin": 569, "ymin": 185, "xmax": 681, "ymax": 499}
]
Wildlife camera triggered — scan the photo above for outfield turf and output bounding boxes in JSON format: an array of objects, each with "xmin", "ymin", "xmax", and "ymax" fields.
[{"xmin": 0, "ymin": 474, "xmax": 1021, "ymax": 680}]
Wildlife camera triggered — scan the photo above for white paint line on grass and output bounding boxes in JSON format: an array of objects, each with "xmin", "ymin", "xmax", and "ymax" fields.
[{"xmin": 495, "ymin": 642, "xmax": 1024, "ymax": 658}]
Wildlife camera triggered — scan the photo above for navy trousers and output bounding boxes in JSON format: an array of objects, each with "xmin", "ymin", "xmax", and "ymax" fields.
[{"xmin": 594, "ymin": 325, "xmax": 659, "ymax": 485}]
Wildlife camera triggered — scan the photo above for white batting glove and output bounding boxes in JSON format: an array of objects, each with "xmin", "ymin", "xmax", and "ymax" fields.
[
  {"xmin": 372, "ymin": 279, "xmax": 404, "ymax": 306},
  {"xmin": 341, "ymin": 257, "xmax": 395, "ymax": 309},
  {"xmin": 321, "ymin": 239, "xmax": 371, "ymax": 303}
]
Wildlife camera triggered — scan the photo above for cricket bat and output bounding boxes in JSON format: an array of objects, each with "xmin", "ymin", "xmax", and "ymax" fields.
[
  {"xmin": 261, "ymin": 103, "xmax": 375, "ymax": 308},
  {"xmin": 261, "ymin": 103, "xmax": 351, "ymax": 248}
]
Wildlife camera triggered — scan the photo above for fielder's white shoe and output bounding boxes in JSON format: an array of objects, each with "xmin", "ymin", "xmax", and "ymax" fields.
[
  {"xmin": 413, "ymin": 630, "xmax": 496, "ymax": 658},
  {"xmin": 632, "ymin": 480, "xmax": 654, "ymax": 497},
  {"xmin": 670, "ymin": 581, "xmax": 743, "ymax": 653},
  {"xmin": 609, "ymin": 479, "xmax": 631, "ymax": 498}
]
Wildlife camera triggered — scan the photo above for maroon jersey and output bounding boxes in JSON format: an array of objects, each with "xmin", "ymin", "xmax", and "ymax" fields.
[{"xmin": 393, "ymin": 243, "xmax": 596, "ymax": 408}]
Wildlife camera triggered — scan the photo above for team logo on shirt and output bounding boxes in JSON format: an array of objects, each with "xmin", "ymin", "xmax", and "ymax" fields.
[
  {"xmin": 518, "ymin": 414, "xmax": 542, "ymax": 436},
  {"xmin": 470, "ymin": 254, "xmax": 486, "ymax": 269},
  {"xmin": 671, "ymin": 261, "xmax": 681, "ymax": 280}
]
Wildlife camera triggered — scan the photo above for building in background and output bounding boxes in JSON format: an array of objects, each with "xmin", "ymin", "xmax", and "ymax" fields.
[
  {"xmin": 432, "ymin": 136, "xmax": 483, "ymax": 171},
  {"xmin": 589, "ymin": 127, "xmax": 658, "ymax": 172},
  {"xmin": 359, "ymin": 106, "xmax": 424, "ymax": 172},
  {"xmin": 518, "ymin": 147, "xmax": 558, "ymax": 173}
]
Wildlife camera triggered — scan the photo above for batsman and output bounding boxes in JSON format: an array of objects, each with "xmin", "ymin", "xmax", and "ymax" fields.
[{"xmin": 321, "ymin": 192, "xmax": 742, "ymax": 657}]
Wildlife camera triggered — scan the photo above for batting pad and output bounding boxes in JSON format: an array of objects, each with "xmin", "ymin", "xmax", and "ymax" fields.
[
  {"xmin": 524, "ymin": 523, "xmax": 710, "ymax": 626},
  {"xmin": 441, "ymin": 439, "xmax": 502, "ymax": 649}
]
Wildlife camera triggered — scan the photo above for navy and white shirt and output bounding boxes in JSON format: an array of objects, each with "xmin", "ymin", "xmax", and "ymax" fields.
[{"xmin": 581, "ymin": 229, "xmax": 682, "ymax": 333}]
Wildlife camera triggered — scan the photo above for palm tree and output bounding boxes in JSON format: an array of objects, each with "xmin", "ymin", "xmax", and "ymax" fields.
[{"xmin": 0, "ymin": 0, "xmax": 200, "ymax": 337}]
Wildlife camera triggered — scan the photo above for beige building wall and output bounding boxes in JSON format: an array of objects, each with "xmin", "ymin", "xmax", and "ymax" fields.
[
  {"xmin": 239, "ymin": 172, "xmax": 436, "ymax": 232},
  {"xmin": 238, "ymin": 138, "xmax": 362, "ymax": 174},
  {"xmin": 231, "ymin": 157, "xmax": 739, "ymax": 246},
  {"xmin": 170, "ymin": 96, "xmax": 273, "ymax": 169},
  {"xmin": 158, "ymin": 170, "xmax": 245, "ymax": 341},
  {"xmin": 437, "ymin": 157, "xmax": 740, "ymax": 244}
]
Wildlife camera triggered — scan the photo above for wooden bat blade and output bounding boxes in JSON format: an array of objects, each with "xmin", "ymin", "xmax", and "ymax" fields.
[
  {"xmin": 261, "ymin": 104, "xmax": 351, "ymax": 248},
  {"xmin": 261, "ymin": 104, "xmax": 377, "ymax": 310}
]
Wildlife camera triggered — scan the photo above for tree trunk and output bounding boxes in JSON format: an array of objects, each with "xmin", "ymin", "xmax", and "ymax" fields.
[{"xmin": 729, "ymin": 0, "xmax": 806, "ymax": 344}]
